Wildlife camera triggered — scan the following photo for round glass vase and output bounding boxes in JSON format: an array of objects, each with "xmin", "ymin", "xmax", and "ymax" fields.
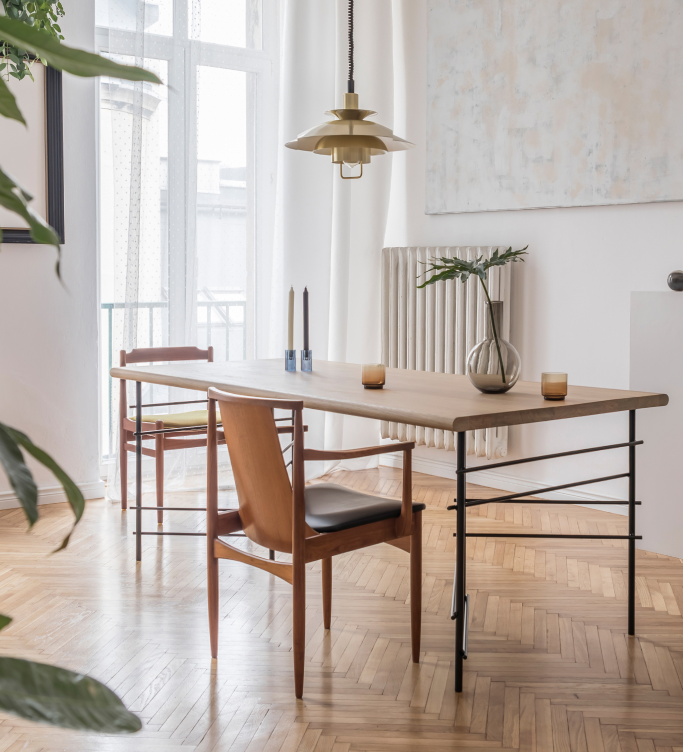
[{"xmin": 467, "ymin": 300, "xmax": 521, "ymax": 394}]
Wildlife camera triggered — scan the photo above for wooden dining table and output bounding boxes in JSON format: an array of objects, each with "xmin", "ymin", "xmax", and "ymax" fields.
[{"xmin": 111, "ymin": 358, "xmax": 668, "ymax": 692}]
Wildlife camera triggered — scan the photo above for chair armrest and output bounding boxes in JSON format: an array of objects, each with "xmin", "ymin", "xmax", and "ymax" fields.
[{"xmin": 303, "ymin": 441, "xmax": 414, "ymax": 462}]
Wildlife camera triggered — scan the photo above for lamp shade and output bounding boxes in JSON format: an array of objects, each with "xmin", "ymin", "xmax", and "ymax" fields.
[{"xmin": 286, "ymin": 92, "xmax": 414, "ymax": 177}]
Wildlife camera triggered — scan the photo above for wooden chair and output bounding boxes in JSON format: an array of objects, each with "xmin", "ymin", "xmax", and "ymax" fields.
[
  {"xmin": 206, "ymin": 387, "xmax": 423, "ymax": 698},
  {"xmin": 119, "ymin": 346, "xmax": 226, "ymax": 521}
]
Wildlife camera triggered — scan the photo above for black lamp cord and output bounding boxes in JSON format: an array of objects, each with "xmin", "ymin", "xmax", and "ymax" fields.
[{"xmin": 347, "ymin": 0, "xmax": 355, "ymax": 93}]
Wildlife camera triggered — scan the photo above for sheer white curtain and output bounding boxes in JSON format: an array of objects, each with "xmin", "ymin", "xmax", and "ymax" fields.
[
  {"xmin": 99, "ymin": 0, "xmax": 405, "ymax": 497},
  {"xmin": 98, "ymin": 0, "xmax": 279, "ymax": 500},
  {"xmin": 269, "ymin": 0, "xmax": 399, "ymax": 475}
]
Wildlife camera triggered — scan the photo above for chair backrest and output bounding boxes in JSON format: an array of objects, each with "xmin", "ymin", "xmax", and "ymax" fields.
[
  {"xmin": 209, "ymin": 388, "xmax": 304, "ymax": 554},
  {"xmin": 121, "ymin": 345, "xmax": 213, "ymax": 366},
  {"xmin": 119, "ymin": 346, "xmax": 214, "ymax": 416}
]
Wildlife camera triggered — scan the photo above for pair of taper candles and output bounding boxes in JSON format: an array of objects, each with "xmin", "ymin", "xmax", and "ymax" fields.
[
  {"xmin": 287, "ymin": 286, "xmax": 309, "ymax": 350},
  {"xmin": 286, "ymin": 286, "xmax": 311, "ymax": 371}
]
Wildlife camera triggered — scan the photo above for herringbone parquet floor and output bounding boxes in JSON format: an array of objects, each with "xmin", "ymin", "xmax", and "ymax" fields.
[{"xmin": 0, "ymin": 467, "xmax": 682, "ymax": 750}]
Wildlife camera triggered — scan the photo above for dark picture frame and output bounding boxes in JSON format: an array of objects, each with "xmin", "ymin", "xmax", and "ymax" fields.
[{"xmin": 2, "ymin": 66, "xmax": 64, "ymax": 244}]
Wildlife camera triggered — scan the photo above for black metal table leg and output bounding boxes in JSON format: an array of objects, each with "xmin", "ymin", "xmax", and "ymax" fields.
[
  {"xmin": 455, "ymin": 431, "xmax": 466, "ymax": 692},
  {"xmin": 628, "ymin": 410, "xmax": 636, "ymax": 635},
  {"xmin": 136, "ymin": 381, "xmax": 142, "ymax": 562}
]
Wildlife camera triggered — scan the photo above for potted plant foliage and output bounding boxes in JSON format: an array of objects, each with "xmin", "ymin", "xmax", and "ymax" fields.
[{"xmin": 418, "ymin": 247, "xmax": 528, "ymax": 393}]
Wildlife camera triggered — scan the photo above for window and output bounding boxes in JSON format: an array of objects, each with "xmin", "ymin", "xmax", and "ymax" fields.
[{"xmin": 97, "ymin": 0, "xmax": 278, "ymax": 460}]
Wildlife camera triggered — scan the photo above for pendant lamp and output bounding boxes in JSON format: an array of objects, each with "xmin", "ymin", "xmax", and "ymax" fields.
[{"xmin": 285, "ymin": 0, "xmax": 414, "ymax": 179}]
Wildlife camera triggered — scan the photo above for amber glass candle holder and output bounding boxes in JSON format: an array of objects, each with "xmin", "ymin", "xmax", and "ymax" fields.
[
  {"xmin": 541, "ymin": 372, "xmax": 568, "ymax": 401},
  {"xmin": 362, "ymin": 364, "xmax": 386, "ymax": 389}
]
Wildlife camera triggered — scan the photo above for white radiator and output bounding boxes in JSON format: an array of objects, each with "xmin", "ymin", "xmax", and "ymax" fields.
[{"xmin": 380, "ymin": 246, "xmax": 511, "ymax": 459}]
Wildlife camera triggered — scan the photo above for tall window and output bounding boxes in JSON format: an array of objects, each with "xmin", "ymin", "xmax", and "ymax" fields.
[{"xmin": 97, "ymin": 0, "xmax": 278, "ymax": 460}]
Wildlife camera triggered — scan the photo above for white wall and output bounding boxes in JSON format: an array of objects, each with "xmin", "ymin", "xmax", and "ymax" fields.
[
  {"xmin": 0, "ymin": 0, "xmax": 104, "ymax": 508},
  {"xmin": 382, "ymin": 0, "xmax": 677, "ymax": 512}
]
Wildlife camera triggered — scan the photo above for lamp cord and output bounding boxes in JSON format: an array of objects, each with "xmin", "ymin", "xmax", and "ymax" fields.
[{"xmin": 347, "ymin": 0, "xmax": 354, "ymax": 93}]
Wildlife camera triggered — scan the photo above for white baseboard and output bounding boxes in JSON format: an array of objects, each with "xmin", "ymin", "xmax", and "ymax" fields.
[
  {"xmin": 0, "ymin": 479, "xmax": 106, "ymax": 511},
  {"xmin": 380, "ymin": 452, "xmax": 628, "ymax": 516}
]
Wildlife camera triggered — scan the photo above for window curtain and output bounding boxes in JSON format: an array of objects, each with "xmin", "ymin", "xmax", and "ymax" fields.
[
  {"xmin": 100, "ymin": 0, "xmax": 406, "ymax": 500},
  {"xmin": 99, "ymin": 0, "xmax": 274, "ymax": 501},
  {"xmin": 269, "ymin": 0, "xmax": 399, "ymax": 476}
]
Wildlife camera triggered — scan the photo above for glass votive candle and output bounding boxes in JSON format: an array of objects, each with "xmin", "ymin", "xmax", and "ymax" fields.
[
  {"xmin": 362, "ymin": 363, "xmax": 386, "ymax": 389},
  {"xmin": 541, "ymin": 372, "xmax": 568, "ymax": 401}
]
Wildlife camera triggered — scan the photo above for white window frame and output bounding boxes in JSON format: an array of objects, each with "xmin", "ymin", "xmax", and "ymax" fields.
[{"xmin": 96, "ymin": 0, "xmax": 279, "ymax": 470}]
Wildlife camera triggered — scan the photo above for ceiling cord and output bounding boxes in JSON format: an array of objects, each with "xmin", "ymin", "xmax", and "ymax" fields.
[{"xmin": 348, "ymin": 0, "xmax": 355, "ymax": 93}]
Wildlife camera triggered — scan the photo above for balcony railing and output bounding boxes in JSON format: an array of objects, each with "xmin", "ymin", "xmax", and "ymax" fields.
[{"xmin": 101, "ymin": 300, "xmax": 246, "ymax": 459}]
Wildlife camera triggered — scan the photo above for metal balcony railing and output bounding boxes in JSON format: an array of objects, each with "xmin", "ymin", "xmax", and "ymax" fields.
[{"xmin": 101, "ymin": 300, "xmax": 246, "ymax": 458}]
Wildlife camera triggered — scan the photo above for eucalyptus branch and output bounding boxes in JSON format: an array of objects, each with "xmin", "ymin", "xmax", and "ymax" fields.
[{"xmin": 417, "ymin": 246, "xmax": 528, "ymax": 384}]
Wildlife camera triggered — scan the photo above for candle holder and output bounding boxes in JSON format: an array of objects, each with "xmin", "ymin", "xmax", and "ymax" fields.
[
  {"xmin": 541, "ymin": 372, "xmax": 568, "ymax": 400},
  {"xmin": 362, "ymin": 363, "xmax": 386, "ymax": 389},
  {"xmin": 285, "ymin": 350, "xmax": 296, "ymax": 372},
  {"xmin": 301, "ymin": 350, "xmax": 313, "ymax": 372}
]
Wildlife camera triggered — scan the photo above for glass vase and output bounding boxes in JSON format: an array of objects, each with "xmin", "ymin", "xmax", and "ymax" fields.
[{"xmin": 467, "ymin": 300, "xmax": 521, "ymax": 394}]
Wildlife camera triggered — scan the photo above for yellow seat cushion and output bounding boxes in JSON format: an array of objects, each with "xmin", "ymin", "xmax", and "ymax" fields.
[{"xmin": 133, "ymin": 410, "xmax": 222, "ymax": 428}]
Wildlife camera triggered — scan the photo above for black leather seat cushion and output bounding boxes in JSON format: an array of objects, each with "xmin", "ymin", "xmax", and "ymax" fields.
[{"xmin": 304, "ymin": 483, "xmax": 426, "ymax": 533}]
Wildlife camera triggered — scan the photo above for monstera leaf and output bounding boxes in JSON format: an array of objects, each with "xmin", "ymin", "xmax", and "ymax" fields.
[
  {"xmin": 0, "ymin": 616, "xmax": 140, "ymax": 732},
  {"xmin": 0, "ymin": 421, "xmax": 84, "ymax": 550}
]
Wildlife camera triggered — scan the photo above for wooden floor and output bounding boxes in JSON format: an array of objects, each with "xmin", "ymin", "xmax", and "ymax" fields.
[{"xmin": 0, "ymin": 467, "xmax": 682, "ymax": 750}]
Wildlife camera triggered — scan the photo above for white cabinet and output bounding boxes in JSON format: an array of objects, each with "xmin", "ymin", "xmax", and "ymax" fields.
[{"xmin": 630, "ymin": 292, "xmax": 683, "ymax": 558}]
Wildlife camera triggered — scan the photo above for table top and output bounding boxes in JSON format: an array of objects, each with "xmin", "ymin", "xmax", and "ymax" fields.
[{"xmin": 111, "ymin": 359, "xmax": 668, "ymax": 432}]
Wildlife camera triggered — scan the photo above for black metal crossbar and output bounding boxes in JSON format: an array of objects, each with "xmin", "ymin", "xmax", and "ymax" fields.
[
  {"xmin": 448, "ymin": 499, "xmax": 640, "ymax": 510},
  {"xmin": 455, "ymin": 473, "xmax": 629, "ymax": 508},
  {"xmin": 455, "ymin": 533, "xmax": 642, "ymax": 540},
  {"xmin": 129, "ymin": 399, "xmax": 208, "ymax": 409},
  {"xmin": 135, "ymin": 425, "xmax": 210, "ymax": 436},
  {"xmin": 133, "ymin": 531, "xmax": 246, "ymax": 537},
  {"xmin": 129, "ymin": 506, "xmax": 235, "ymax": 512},
  {"xmin": 449, "ymin": 409, "xmax": 641, "ymax": 694},
  {"xmin": 459, "ymin": 440, "xmax": 643, "ymax": 474}
]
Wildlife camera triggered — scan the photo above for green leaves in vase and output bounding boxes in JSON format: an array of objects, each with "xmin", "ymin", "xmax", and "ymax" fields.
[
  {"xmin": 417, "ymin": 246, "xmax": 528, "ymax": 288},
  {"xmin": 417, "ymin": 247, "xmax": 528, "ymax": 384}
]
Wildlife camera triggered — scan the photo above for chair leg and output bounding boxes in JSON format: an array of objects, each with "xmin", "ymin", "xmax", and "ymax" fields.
[
  {"xmin": 120, "ymin": 439, "xmax": 128, "ymax": 511},
  {"xmin": 208, "ymin": 550, "xmax": 219, "ymax": 659},
  {"xmin": 293, "ymin": 564, "xmax": 306, "ymax": 699},
  {"xmin": 410, "ymin": 510, "xmax": 422, "ymax": 663},
  {"xmin": 155, "ymin": 422, "xmax": 164, "ymax": 524},
  {"xmin": 322, "ymin": 557, "xmax": 332, "ymax": 630}
]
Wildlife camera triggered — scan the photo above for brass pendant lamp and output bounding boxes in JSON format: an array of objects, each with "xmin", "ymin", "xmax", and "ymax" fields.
[{"xmin": 285, "ymin": 0, "xmax": 414, "ymax": 179}]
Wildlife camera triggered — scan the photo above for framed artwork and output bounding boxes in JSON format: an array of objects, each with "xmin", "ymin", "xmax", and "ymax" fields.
[
  {"xmin": 0, "ymin": 64, "xmax": 64, "ymax": 243},
  {"xmin": 426, "ymin": 0, "xmax": 683, "ymax": 214}
]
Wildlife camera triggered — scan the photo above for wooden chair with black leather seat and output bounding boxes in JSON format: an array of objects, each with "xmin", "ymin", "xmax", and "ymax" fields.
[
  {"xmin": 119, "ymin": 345, "xmax": 226, "ymax": 521},
  {"xmin": 205, "ymin": 386, "xmax": 423, "ymax": 699}
]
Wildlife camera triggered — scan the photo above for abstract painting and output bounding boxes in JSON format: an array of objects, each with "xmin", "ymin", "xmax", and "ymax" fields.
[{"xmin": 426, "ymin": 0, "xmax": 683, "ymax": 214}]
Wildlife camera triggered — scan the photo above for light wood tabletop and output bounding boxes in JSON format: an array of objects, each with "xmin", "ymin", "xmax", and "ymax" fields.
[{"xmin": 111, "ymin": 359, "xmax": 668, "ymax": 432}]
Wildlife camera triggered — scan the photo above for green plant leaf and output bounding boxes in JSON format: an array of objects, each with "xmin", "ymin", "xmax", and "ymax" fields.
[
  {"xmin": 0, "ymin": 423, "xmax": 38, "ymax": 527},
  {"xmin": 0, "ymin": 76, "xmax": 25, "ymax": 124},
  {"xmin": 4, "ymin": 425, "xmax": 85, "ymax": 551},
  {"xmin": 0, "ymin": 16, "xmax": 161, "ymax": 82},
  {"xmin": 0, "ymin": 166, "xmax": 61, "ymax": 268},
  {"xmin": 417, "ymin": 247, "xmax": 528, "ymax": 290},
  {"xmin": 0, "ymin": 657, "xmax": 141, "ymax": 733},
  {"xmin": 0, "ymin": 615, "xmax": 13, "ymax": 632}
]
